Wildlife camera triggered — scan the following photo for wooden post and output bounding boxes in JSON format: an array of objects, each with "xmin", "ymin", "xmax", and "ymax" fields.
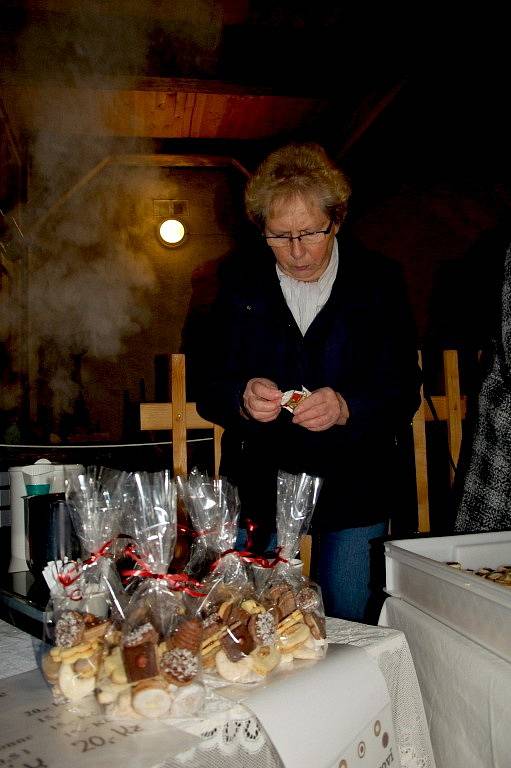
[
  {"xmin": 413, "ymin": 351, "xmax": 430, "ymax": 532},
  {"xmin": 444, "ymin": 349, "xmax": 462, "ymax": 486},
  {"xmin": 299, "ymin": 535, "xmax": 312, "ymax": 579},
  {"xmin": 171, "ymin": 353, "xmax": 188, "ymax": 476}
]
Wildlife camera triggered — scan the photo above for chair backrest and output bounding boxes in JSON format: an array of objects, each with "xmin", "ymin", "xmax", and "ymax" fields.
[
  {"xmin": 412, "ymin": 349, "xmax": 466, "ymax": 533},
  {"xmin": 140, "ymin": 354, "xmax": 223, "ymax": 477},
  {"xmin": 140, "ymin": 353, "xmax": 312, "ymax": 576}
]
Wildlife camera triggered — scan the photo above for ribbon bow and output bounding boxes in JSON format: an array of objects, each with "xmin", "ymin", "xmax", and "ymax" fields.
[
  {"xmin": 121, "ymin": 544, "xmax": 206, "ymax": 597},
  {"xmin": 57, "ymin": 538, "xmax": 115, "ymax": 590}
]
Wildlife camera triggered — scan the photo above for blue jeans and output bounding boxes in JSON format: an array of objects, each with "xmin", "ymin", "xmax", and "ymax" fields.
[
  {"xmin": 235, "ymin": 528, "xmax": 278, "ymax": 556},
  {"xmin": 312, "ymin": 522, "xmax": 387, "ymax": 622}
]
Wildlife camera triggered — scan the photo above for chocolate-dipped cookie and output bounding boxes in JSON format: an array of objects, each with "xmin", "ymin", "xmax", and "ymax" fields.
[
  {"xmin": 122, "ymin": 622, "xmax": 159, "ymax": 682},
  {"xmin": 248, "ymin": 611, "xmax": 276, "ymax": 646},
  {"xmin": 167, "ymin": 618, "xmax": 203, "ymax": 653},
  {"xmin": 221, "ymin": 622, "xmax": 254, "ymax": 661}
]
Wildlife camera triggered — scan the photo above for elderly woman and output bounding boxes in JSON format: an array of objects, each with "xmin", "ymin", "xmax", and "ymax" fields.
[{"xmin": 188, "ymin": 143, "xmax": 420, "ymax": 621}]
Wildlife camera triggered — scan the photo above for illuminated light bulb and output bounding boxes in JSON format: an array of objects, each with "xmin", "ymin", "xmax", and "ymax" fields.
[{"xmin": 159, "ymin": 219, "xmax": 185, "ymax": 245}]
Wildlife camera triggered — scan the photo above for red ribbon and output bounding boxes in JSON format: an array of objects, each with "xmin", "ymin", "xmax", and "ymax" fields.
[
  {"xmin": 57, "ymin": 538, "xmax": 114, "ymax": 589},
  {"xmin": 83, "ymin": 538, "xmax": 115, "ymax": 568},
  {"xmin": 210, "ymin": 546, "xmax": 288, "ymax": 572},
  {"xmin": 178, "ymin": 523, "xmax": 235, "ymax": 538},
  {"xmin": 57, "ymin": 563, "xmax": 82, "ymax": 589},
  {"xmin": 121, "ymin": 544, "xmax": 206, "ymax": 597}
]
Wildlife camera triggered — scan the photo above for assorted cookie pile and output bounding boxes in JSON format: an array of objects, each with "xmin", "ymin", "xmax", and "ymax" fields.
[
  {"xmin": 446, "ymin": 561, "xmax": 511, "ymax": 587},
  {"xmin": 97, "ymin": 616, "xmax": 205, "ymax": 719},
  {"xmin": 41, "ymin": 610, "xmax": 112, "ymax": 703},
  {"xmin": 40, "ymin": 468, "xmax": 329, "ymax": 723},
  {"xmin": 41, "ymin": 580, "xmax": 328, "ymax": 718},
  {"xmin": 199, "ymin": 581, "xmax": 327, "ymax": 684}
]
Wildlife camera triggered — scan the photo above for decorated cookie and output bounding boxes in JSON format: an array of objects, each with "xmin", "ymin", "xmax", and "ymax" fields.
[
  {"xmin": 248, "ymin": 611, "xmax": 276, "ymax": 646},
  {"xmin": 122, "ymin": 622, "xmax": 159, "ymax": 682},
  {"xmin": 55, "ymin": 611, "xmax": 86, "ymax": 648},
  {"xmin": 160, "ymin": 647, "xmax": 199, "ymax": 686}
]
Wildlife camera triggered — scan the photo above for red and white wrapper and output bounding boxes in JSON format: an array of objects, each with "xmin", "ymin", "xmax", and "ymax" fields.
[{"xmin": 281, "ymin": 386, "xmax": 311, "ymax": 413}]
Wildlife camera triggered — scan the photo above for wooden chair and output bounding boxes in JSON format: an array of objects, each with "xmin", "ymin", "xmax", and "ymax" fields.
[
  {"xmin": 140, "ymin": 353, "xmax": 223, "ymax": 478},
  {"xmin": 140, "ymin": 353, "xmax": 313, "ymax": 576},
  {"xmin": 412, "ymin": 349, "xmax": 466, "ymax": 533}
]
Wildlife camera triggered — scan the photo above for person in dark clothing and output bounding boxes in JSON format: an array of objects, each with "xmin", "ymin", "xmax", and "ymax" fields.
[
  {"xmin": 187, "ymin": 143, "xmax": 421, "ymax": 620},
  {"xmin": 455, "ymin": 242, "xmax": 511, "ymax": 533}
]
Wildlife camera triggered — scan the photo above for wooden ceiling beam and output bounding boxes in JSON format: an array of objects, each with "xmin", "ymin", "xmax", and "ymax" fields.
[{"xmin": 1, "ymin": 77, "xmax": 326, "ymax": 140}]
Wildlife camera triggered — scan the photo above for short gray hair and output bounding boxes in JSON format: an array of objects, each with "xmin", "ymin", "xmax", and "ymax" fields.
[{"xmin": 245, "ymin": 143, "xmax": 351, "ymax": 229}]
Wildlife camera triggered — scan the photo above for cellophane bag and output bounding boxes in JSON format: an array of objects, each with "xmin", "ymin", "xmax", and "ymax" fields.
[
  {"xmin": 98, "ymin": 470, "xmax": 206, "ymax": 720},
  {"xmin": 180, "ymin": 469, "xmax": 284, "ymax": 685},
  {"xmin": 257, "ymin": 471, "xmax": 328, "ymax": 667},
  {"xmin": 40, "ymin": 466, "xmax": 125, "ymax": 707}
]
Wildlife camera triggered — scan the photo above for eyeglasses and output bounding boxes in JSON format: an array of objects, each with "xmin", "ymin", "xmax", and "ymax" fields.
[{"xmin": 265, "ymin": 219, "xmax": 334, "ymax": 249}]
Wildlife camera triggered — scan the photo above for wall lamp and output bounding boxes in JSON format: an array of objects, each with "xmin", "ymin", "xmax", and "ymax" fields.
[{"xmin": 158, "ymin": 218, "xmax": 186, "ymax": 247}]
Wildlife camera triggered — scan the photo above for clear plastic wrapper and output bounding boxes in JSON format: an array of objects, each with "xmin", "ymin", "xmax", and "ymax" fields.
[
  {"xmin": 256, "ymin": 471, "xmax": 328, "ymax": 666},
  {"xmin": 65, "ymin": 466, "xmax": 126, "ymax": 619},
  {"xmin": 40, "ymin": 466, "xmax": 125, "ymax": 706},
  {"xmin": 178, "ymin": 467, "xmax": 241, "ymax": 580},
  {"xmin": 179, "ymin": 468, "xmax": 254, "ymax": 613},
  {"xmin": 179, "ymin": 469, "xmax": 286, "ymax": 684},
  {"xmin": 98, "ymin": 470, "xmax": 206, "ymax": 720}
]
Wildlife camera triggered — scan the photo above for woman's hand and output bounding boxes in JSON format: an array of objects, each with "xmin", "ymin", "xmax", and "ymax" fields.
[
  {"xmin": 292, "ymin": 387, "xmax": 349, "ymax": 431},
  {"xmin": 242, "ymin": 378, "xmax": 282, "ymax": 422}
]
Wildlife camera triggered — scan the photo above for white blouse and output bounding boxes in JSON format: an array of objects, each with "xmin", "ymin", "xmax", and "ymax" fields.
[{"xmin": 276, "ymin": 239, "xmax": 339, "ymax": 335}]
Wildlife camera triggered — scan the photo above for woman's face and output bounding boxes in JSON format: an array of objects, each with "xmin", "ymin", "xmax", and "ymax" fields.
[{"xmin": 264, "ymin": 194, "xmax": 339, "ymax": 282}]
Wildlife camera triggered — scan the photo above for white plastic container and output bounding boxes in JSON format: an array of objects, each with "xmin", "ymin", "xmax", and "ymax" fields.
[{"xmin": 384, "ymin": 531, "xmax": 511, "ymax": 662}]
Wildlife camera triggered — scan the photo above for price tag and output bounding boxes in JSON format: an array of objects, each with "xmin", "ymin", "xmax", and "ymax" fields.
[{"xmin": 0, "ymin": 670, "xmax": 198, "ymax": 768}]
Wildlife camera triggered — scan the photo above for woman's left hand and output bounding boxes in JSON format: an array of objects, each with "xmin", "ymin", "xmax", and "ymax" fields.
[{"xmin": 292, "ymin": 387, "xmax": 349, "ymax": 431}]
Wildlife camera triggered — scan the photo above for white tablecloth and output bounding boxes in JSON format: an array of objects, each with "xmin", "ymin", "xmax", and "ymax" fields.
[
  {"xmin": 0, "ymin": 617, "xmax": 435, "ymax": 768},
  {"xmin": 380, "ymin": 597, "xmax": 511, "ymax": 768}
]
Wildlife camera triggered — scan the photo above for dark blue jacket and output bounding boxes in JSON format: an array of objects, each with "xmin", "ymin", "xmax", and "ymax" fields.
[{"xmin": 188, "ymin": 232, "xmax": 421, "ymax": 533}]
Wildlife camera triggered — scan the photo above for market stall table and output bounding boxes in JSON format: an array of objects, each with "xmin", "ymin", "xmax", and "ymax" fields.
[
  {"xmin": 0, "ymin": 616, "xmax": 435, "ymax": 768},
  {"xmin": 380, "ymin": 597, "xmax": 510, "ymax": 768}
]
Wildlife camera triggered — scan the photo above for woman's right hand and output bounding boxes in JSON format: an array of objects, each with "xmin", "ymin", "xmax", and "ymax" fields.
[{"xmin": 242, "ymin": 378, "xmax": 282, "ymax": 422}]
